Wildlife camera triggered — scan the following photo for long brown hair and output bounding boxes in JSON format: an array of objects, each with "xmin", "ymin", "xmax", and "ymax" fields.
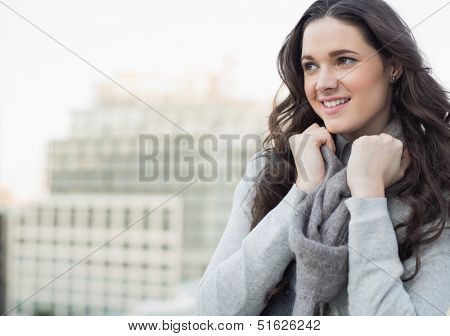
[{"xmin": 250, "ymin": 0, "xmax": 450, "ymax": 304}]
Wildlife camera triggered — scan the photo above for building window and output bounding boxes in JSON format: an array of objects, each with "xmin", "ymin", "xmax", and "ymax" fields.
[
  {"xmin": 124, "ymin": 208, "xmax": 130, "ymax": 229},
  {"xmin": 105, "ymin": 208, "xmax": 111, "ymax": 228},
  {"xmin": 53, "ymin": 207, "xmax": 59, "ymax": 227},
  {"xmin": 142, "ymin": 209, "xmax": 150, "ymax": 230},
  {"xmin": 36, "ymin": 207, "xmax": 42, "ymax": 227},
  {"xmin": 16, "ymin": 301, "xmax": 23, "ymax": 314},
  {"xmin": 70, "ymin": 207, "xmax": 76, "ymax": 227},
  {"xmin": 87, "ymin": 207, "xmax": 93, "ymax": 228},
  {"xmin": 162, "ymin": 209, "xmax": 170, "ymax": 231}
]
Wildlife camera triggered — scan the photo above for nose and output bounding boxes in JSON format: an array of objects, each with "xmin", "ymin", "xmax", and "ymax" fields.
[{"xmin": 315, "ymin": 66, "xmax": 338, "ymax": 94}]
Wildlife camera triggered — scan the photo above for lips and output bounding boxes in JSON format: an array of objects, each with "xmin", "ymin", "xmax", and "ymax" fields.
[
  {"xmin": 321, "ymin": 98, "xmax": 351, "ymax": 116},
  {"xmin": 322, "ymin": 98, "xmax": 350, "ymax": 108}
]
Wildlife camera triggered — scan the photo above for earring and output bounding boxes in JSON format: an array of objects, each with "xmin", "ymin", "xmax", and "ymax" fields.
[{"xmin": 391, "ymin": 76, "xmax": 396, "ymax": 83}]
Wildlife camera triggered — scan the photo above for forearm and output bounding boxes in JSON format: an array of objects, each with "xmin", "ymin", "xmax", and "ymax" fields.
[
  {"xmin": 345, "ymin": 197, "xmax": 416, "ymax": 314},
  {"xmin": 196, "ymin": 184, "xmax": 307, "ymax": 315},
  {"xmin": 196, "ymin": 214, "xmax": 292, "ymax": 315},
  {"xmin": 345, "ymin": 197, "xmax": 449, "ymax": 315}
]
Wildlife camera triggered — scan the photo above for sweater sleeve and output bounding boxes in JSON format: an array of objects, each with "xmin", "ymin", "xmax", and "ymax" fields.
[
  {"xmin": 195, "ymin": 153, "xmax": 308, "ymax": 315},
  {"xmin": 344, "ymin": 197, "xmax": 450, "ymax": 315}
]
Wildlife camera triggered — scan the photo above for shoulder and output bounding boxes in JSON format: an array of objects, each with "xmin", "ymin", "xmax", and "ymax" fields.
[{"xmin": 233, "ymin": 150, "xmax": 268, "ymax": 215}]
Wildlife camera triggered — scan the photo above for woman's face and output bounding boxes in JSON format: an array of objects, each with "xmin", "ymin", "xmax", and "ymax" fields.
[{"xmin": 301, "ymin": 17, "xmax": 398, "ymax": 142}]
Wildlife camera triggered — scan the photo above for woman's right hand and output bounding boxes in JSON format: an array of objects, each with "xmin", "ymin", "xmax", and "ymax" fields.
[{"xmin": 288, "ymin": 123, "xmax": 336, "ymax": 193}]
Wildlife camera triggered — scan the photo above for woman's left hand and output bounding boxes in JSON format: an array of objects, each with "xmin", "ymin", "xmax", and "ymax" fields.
[{"xmin": 347, "ymin": 133, "xmax": 411, "ymax": 198}]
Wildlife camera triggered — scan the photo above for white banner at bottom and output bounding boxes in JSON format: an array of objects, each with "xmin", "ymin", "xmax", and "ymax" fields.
[{"xmin": 0, "ymin": 316, "xmax": 448, "ymax": 336}]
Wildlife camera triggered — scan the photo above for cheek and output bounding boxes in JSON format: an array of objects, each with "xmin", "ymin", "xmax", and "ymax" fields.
[
  {"xmin": 344, "ymin": 69, "xmax": 388, "ymax": 115},
  {"xmin": 304, "ymin": 79, "xmax": 317, "ymax": 102}
]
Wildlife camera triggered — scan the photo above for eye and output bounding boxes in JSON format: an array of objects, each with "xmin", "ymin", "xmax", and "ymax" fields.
[
  {"xmin": 302, "ymin": 62, "xmax": 317, "ymax": 71},
  {"xmin": 337, "ymin": 56, "xmax": 356, "ymax": 66}
]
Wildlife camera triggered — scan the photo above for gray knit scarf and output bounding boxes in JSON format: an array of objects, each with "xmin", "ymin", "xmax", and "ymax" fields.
[{"xmin": 288, "ymin": 114, "xmax": 412, "ymax": 316}]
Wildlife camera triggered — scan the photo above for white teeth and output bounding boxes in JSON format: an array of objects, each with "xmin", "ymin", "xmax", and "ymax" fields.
[{"xmin": 323, "ymin": 98, "xmax": 350, "ymax": 108}]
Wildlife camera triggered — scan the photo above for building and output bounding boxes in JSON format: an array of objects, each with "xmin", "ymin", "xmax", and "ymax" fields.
[
  {"xmin": 131, "ymin": 279, "xmax": 198, "ymax": 316},
  {"xmin": 5, "ymin": 194, "xmax": 182, "ymax": 315},
  {"xmin": 5, "ymin": 71, "xmax": 267, "ymax": 315},
  {"xmin": 47, "ymin": 76, "xmax": 266, "ymax": 281}
]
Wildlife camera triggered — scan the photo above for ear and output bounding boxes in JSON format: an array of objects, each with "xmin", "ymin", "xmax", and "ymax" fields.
[{"xmin": 389, "ymin": 58, "xmax": 403, "ymax": 80}]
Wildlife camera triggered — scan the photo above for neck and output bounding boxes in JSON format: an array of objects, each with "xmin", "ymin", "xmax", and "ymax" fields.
[{"xmin": 342, "ymin": 105, "xmax": 393, "ymax": 143}]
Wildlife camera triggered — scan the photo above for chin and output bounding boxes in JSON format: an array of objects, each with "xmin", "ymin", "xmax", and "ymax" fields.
[{"xmin": 322, "ymin": 119, "xmax": 342, "ymax": 133}]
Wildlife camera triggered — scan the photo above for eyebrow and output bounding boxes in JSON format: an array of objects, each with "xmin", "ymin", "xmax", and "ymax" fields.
[{"xmin": 301, "ymin": 49, "xmax": 360, "ymax": 62}]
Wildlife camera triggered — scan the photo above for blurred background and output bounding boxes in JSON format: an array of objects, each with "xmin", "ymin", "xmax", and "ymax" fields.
[{"xmin": 0, "ymin": 0, "xmax": 448, "ymax": 315}]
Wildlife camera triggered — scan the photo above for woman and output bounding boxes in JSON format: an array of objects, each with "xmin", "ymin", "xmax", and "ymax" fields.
[{"xmin": 196, "ymin": 0, "xmax": 449, "ymax": 315}]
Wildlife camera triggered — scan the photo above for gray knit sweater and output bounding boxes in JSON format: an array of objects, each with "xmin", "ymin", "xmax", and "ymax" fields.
[{"xmin": 196, "ymin": 133, "xmax": 450, "ymax": 316}]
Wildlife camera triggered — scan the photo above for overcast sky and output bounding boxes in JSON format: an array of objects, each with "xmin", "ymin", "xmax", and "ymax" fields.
[{"xmin": 0, "ymin": 0, "xmax": 448, "ymax": 201}]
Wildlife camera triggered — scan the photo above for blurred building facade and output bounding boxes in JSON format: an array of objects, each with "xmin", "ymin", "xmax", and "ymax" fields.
[
  {"xmin": 48, "ymin": 75, "xmax": 266, "ymax": 281},
  {"xmin": 6, "ymin": 195, "xmax": 182, "ymax": 315},
  {"xmin": 5, "ymin": 71, "xmax": 267, "ymax": 315}
]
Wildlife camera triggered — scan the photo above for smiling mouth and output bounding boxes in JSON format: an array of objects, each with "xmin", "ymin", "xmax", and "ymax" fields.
[{"xmin": 321, "ymin": 98, "xmax": 351, "ymax": 108}]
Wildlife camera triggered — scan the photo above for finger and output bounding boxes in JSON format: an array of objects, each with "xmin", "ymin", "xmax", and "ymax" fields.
[
  {"xmin": 304, "ymin": 123, "xmax": 321, "ymax": 133},
  {"xmin": 313, "ymin": 127, "xmax": 336, "ymax": 154},
  {"xmin": 288, "ymin": 134, "xmax": 295, "ymax": 146},
  {"xmin": 320, "ymin": 127, "xmax": 336, "ymax": 154},
  {"xmin": 290, "ymin": 123, "xmax": 321, "ymax": 147}
]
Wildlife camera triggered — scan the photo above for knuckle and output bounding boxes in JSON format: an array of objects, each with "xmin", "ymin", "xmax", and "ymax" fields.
[
  {"xmin": 394, "ymin": 139, "xmax": 403, "ymax": 147},
  {"xmin": 307, "ymin": 123, "xmax": 320, "ymax": 131},
  {"xmin": 354, "ymin": 136, "xmax": 366, "ymax": 144}
]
